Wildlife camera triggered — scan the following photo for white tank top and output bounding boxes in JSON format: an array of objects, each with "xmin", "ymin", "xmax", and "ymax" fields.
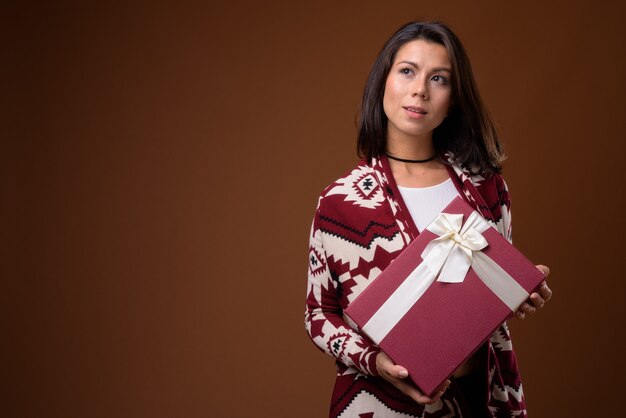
[{"xmin": 398, "ymin": 178, "xmax": 461, "ymax": 232}]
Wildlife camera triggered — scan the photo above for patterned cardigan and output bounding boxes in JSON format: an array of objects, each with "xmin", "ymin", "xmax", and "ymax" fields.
[{"xmin": 305, "ymin": 155, "xmax": 527, "ymax": 418}]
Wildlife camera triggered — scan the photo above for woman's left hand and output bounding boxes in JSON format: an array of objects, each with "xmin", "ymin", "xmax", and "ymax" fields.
[{"xmin": 515, "ymin": 265, "xmax": 552, "ymax": 319}]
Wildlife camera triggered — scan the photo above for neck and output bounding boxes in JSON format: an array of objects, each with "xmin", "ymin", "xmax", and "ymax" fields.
[{"xmin": 386, "ymin": 131, "xmax": 435, "ymax": 161}]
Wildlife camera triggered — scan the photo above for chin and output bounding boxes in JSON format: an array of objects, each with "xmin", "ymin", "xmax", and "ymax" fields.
[{"xmin": 403, "ymin": 127, "xmax": 435, "ymax": 137}]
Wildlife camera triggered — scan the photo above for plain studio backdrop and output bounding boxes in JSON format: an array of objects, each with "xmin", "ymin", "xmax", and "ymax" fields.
[{"xmin": 2, "ymin": 1, "xmax": 625, "ymax": 417}]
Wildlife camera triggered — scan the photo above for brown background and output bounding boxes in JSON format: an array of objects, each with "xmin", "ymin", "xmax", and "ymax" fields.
[{"xmin": 3, "ymin": 1, "xmax": 625, "ymax": 417}]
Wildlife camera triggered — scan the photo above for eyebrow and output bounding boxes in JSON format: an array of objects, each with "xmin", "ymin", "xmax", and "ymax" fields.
[{"xmin": 397, "ymin": 60, "xmax": 452, "ymax": 73}]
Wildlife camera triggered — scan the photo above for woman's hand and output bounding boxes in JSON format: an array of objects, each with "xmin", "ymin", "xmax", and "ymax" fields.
[
  {"xmin": 376, "ymin": 351, "xmax": 449, "ymax": 405},
  {"xmin": 515, "ymin": 265, "xmax": 553, "ymax": 319}
]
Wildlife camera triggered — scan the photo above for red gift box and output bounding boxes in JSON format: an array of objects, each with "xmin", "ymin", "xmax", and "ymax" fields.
[{"xmin": 344, "ymin": 196, "xmax": 545, "ymax": 397}]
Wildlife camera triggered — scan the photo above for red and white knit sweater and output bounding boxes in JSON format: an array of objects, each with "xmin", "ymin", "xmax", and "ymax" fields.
[{"xmin": 305, "ymin": 155, "xmax": 527, "ymax": 417}]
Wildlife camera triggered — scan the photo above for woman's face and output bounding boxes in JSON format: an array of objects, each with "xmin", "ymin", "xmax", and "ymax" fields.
[{"xmin": 383, "ymin": 39, "xmax": 453, "ymax": 142}]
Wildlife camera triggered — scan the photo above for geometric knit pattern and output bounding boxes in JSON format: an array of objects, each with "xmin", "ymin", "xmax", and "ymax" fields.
[{"xmin": 305, "ymin": 155, "xmax": 526, "ymax": 417}]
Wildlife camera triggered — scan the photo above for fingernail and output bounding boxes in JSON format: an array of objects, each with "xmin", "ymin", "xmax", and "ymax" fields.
[{"xmin": 398, "ymin": 369, "xmax": 408, "ymax": 378}]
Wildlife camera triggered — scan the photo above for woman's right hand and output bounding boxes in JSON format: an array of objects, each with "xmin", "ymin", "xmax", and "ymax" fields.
[{"xmin": 376, "ymin": 351, "xmax": 450, "ymax": 405}]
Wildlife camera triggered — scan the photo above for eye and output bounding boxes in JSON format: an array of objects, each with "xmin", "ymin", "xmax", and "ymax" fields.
[
  {"xmin": 399, "ymin": 67, "xmax": 414, "ymax": 76},
  {"xmin": 432, "ymin": 75, "xmax": 448, "ymax": 85}
]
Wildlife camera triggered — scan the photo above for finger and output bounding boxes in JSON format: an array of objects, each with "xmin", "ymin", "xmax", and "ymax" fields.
[
  {"xmin": 378, "ymin": 353, "xmax": 408, "ymax": 379},
  {"xmin": 381, "ymin": 365, "xmax": 409, "ymax": 380},
  {"xmin": 393, "ymin": 379, "xmax": 433, "ymax": 405},
  {"xmin": 515, "ymin": 309, "xmax": 526, "ymax": 320},
  {"xmin": 413, "ymin": 380, "xmax": 450, "ymax": 405},
  {"xmin": 538, "ymin": 282, "xmax": 553, "ymax": 301},
  {"xmin": 415, "ymin": 391, "xmax": 437, "ymax": 405},
  {"xmin": 433, "ymin": 379, "xmax": 451, "ymax": 394},
  {"xmin": 384, "ymin": 363, "xmax": 409, "ymax": 379},
  {"xmin": 529, "ymin": 292, "xmax": 545, "ymax": 309},
  {"xmin": 428, "ymin": 379, "xmax": 451, "ymax": 403},
  {"xmin": 421, "ymin": 382, "xmax": 449, "ymax": 404},
  {"xmin": 425, "ymin": 392, "xmax": 442, "ymax": 404},
  {"xmin": 380, "ymin": 368, "xmax": 404, "ymax": 380},
  {"xmin": 520, "ymin": 302, "xmax": 536, "ymax": 315},
  {"xmin": 390, "ymin": 377, "xmax": 442, "ymax": 405},
  {"xmin": 535, "ymin": 264, "xmax": 550, "ymax": 277}
]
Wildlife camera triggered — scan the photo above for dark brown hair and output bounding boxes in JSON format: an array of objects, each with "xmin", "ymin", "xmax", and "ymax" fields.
[{"xmin": 357, "ymin": 21, "xmax": 505, "ymax": 175}]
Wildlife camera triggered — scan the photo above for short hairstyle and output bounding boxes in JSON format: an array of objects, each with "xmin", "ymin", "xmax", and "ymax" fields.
[{"xmin": 357, "ymin": 21, "xmax": 505, "ymax": 175}]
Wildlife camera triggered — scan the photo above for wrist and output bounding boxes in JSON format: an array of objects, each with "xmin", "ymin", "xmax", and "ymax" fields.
[{"xmin": 370, "ymin": 347, "xmax": 383, "ymax": 376}]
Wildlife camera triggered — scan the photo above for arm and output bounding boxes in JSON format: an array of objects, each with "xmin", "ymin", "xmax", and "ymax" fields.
[
  {"xmin": 304, "ymin": 205, "xmax": 381, "ymax": 376},
  {"xmin": 304, "ymin": 204, "xmax": 450, "ymax": 404}
]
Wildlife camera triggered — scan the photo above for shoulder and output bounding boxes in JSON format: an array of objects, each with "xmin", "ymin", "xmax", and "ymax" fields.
[
  {"xmin": 480, "ymin": 172, "xmax": 511, "ymax": 210},
  {"xmin": 445, "ymin": 153, "xmax": 510, "ymax": 206},
  {"xmin": 474, "ymin": 172, "xmax": 512, "ymax": 239},
  {"xmin": 478, "ymin": 173, "xmax": 510, "ymax": 203},
  {"xmin": 311, "ymin": 159, "xmax": 404, "ymax": 263},
  {"xmin": 317, "ymin": 159, "xmax": 387, "ymax": 212},
  {"xmin": 319, "ymin": 159, "xmax": 372, "ymax": 196},
  {"xmin": 311, "ymin": 159, "xmax": 396, "ymax": 247}
]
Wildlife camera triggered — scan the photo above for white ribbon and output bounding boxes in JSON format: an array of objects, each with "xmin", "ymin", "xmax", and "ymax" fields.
[{"xmin": 362, "ymin": 211, "xmax": 530, "ymax": 344}]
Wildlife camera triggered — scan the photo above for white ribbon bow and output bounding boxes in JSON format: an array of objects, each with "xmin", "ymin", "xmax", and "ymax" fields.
[{"xmin": 421, "ymin": 212, "xmax": 489, "ymax": 283}]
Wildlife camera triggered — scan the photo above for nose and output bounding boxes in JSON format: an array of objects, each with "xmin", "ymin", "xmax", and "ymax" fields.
[{"xmin": 412, "ymin": 77, "xmax": 428, "ymax": 99}]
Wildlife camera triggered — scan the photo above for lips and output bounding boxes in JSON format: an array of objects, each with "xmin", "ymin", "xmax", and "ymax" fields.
[{"xmin": 403, "ymin": 106, "xmax": 427, "ymax": 115}]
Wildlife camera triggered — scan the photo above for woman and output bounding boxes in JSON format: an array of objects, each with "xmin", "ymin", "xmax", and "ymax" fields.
[{"xmin": 304, "ymin": 21, "xmax": 552, "ymax": 417}]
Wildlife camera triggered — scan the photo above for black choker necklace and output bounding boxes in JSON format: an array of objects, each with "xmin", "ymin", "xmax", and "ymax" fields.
[{"xmin": 386, "ymin": 153, "xmax": 437, "ymax": 163}]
